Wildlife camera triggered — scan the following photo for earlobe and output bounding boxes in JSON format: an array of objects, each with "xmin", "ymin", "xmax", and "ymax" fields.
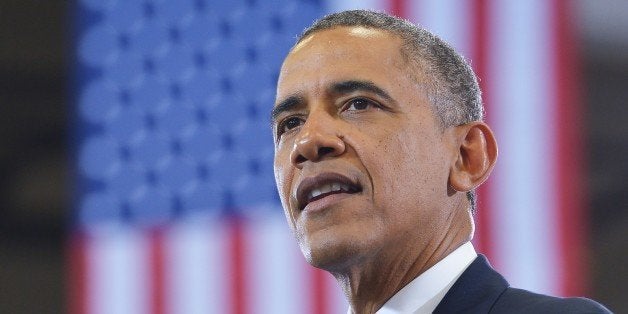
[{"xmin": 449, "ymin": 122, "xmax": 498, "ymax": 192}]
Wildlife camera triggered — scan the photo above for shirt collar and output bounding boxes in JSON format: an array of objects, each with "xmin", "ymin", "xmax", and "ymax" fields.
[{"xmin": 371, "ymin": 242, "xmax": 477, "ymax": 314}]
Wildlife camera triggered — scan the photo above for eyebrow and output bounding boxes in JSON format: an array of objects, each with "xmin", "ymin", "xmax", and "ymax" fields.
[
  {"xmin": 270, "ymin": 94, "xmax": 304, "ymax": 125},
  {"xmin": 330, "ymin": 80, "xmax": 393, "ymax": 102},
  {"xmin": 270, "ymin": 80, "xmax": 393, "ymax": 125}
]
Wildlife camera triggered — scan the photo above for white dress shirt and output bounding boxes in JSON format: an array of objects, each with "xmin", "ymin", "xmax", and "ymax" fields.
[{"xmin": 347, "ymin": 242, "xmax": 477, "ymax": 314}]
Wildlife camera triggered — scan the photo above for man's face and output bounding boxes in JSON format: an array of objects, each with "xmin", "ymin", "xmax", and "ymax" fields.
[{"xmin": 272, "ymin": 27, "xmax": 457, "ymax": 269}]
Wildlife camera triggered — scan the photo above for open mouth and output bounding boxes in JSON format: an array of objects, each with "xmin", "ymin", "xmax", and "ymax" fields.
[{"xmin": 296, "ymin": 173, "xmax": 362, "ymax": 211}]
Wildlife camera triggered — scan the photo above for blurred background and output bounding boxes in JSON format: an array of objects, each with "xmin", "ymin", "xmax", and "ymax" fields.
[{"xmin": 1, "ymin": 0, "xmax": 626, "ymax": 313}]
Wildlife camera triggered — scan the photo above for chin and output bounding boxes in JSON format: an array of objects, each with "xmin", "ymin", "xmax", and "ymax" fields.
[{"xmin": 298, "ymin": 230, "xmax": 370, "ymax": 272}]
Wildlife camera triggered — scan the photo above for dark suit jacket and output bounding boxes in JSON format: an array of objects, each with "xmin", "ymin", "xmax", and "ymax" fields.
[{"xmin": 433, "ymin": 255, "xmax": 612, "ymax": 313}]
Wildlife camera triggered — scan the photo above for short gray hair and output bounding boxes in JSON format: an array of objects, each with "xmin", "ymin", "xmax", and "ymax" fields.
[{"xmin": 295, "ymin": 10, "xmax": 483, "ymax": 212}]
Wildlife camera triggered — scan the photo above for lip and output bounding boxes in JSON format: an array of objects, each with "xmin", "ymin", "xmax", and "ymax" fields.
[{"xmin": 295, "ymin": 172, "xmax": 362, "ymax": 212}]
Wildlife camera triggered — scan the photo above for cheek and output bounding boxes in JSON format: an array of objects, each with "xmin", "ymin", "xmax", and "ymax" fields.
[
  {"xmin": 274, "ymin": 159, "xmax": 298, "ymax": 230},
  {"xmin": 273, "ymin": 161, "xmax": 290, "ymax": 197},
  {"xmin": 275, "ymin": 141, "xmax": 301, "ymax": 194},
  {"xmin": 365, "ymin": 128, "xmax": 446, "ymax": 209}
]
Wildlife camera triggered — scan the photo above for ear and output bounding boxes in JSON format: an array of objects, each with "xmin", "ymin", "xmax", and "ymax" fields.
[{"xmin": 449, "ymin": 122, "xmax": 498, "ymax": 192}]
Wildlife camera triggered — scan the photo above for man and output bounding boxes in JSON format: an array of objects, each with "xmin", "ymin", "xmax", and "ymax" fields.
[{"xmin": 271, "ymin": 10, "xmax": 610, "ymax": 314}]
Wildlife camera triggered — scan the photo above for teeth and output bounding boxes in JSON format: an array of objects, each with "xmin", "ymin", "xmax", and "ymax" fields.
[
  {"xmin": 311, "ymin": 188, "xmax": 322, "ymax": 198},
  {"xmin": 320, "ymin": 184, "xmax": 332, "ymax": 194},
  {"xmin": 308, "ymin": 182, "xmax": 351, "ymax": 200}
]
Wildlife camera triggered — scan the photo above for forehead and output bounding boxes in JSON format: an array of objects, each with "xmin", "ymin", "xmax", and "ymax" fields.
[
  {"xmin": 276, "ymin": 27, "xmax": 411, "ymax": 98},
  {"xmin": 292, "ymin": 26, "xmax": 398, "ymax": 54}
]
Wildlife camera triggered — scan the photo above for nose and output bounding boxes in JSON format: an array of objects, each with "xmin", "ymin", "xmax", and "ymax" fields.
[{"xmin": 290, "ymin": 113, "xmax": 345, "ymax": 167}]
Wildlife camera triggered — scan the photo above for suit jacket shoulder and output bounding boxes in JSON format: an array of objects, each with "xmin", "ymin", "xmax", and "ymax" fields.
[
  {"xmin": 494, "ymin": 287, "xmax": 611, "ymax": 314},
  {"xmin": 433, "ymin": 255, "xmax": 612, "ymax": 314}
]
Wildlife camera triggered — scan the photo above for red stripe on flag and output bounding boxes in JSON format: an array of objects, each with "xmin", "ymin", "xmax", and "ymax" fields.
[
  {"xmin": 310, "ymin": 268, "xmax": 329, "ymax": 314},
  {"xmin": 229, "ymin": 218, "xmax": 247, "ymax": 314},
  {"xmin": 67, "ymin": 233, "xmax": 88, "ymax": 314},
  {"xmin": 150, "ymin": 229, "xmax": 166, "ymax": 314},
  {"xmin": 552, "ymin": 0, "xmax": 587, "ymax": 296},
  {"xmin": 471, "ymin": 0, "xmax": 496, "ymax": 262},
  {"xmin": 389, "ymin": 0, "xmax": 407, "ymax": 18}
]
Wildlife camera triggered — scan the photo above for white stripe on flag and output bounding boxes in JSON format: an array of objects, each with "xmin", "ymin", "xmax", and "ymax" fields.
[
  {"xmin": 87, "ymin": 227, "xmax": 150, "ymax": 314},
  {"xmin": 325, "ymin": 266, "xmax": 350, "ymax": 314},
  {"xmin": 246, "ymin": 213, "xmax": 311, "ymax": 313},
  {"xmin": 487, "ymin": 0, "xmax": 559, "ymax": 294},
  {"xmin": 408, "ymin": 0, "xmax": 473, "ymax": 59},
  {"xmin": 324, "ymin": 0, "xmax": 387, "ymax": 13},
  {"xmin": 164, "ymin": 220, "xmax": 229, "ymax": 314}
]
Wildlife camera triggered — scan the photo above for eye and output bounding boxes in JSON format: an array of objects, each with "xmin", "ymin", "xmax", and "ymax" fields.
[
  {"xmin": 277, "ymin": 116, "xmax": 304, "ymax": 137},
  {"xmin": 345, "ymin": 98, "xmax": 380, "ymax": 111}
]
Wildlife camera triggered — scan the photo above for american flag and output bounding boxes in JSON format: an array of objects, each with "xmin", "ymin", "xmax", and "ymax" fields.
[{"xmin": 68, "ymin": 0, "xmax": 585, "ymax": 313}]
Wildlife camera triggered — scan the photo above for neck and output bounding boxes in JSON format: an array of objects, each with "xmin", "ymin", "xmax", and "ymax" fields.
[{"xmin": 334, "ymin": 210, "xmax": 474, "ymax": 314}]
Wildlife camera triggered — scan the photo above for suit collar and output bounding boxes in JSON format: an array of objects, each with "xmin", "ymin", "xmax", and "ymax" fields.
[{"xmin": 433, "ymin": 254, "xmax": 509, "ymax": 313}]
